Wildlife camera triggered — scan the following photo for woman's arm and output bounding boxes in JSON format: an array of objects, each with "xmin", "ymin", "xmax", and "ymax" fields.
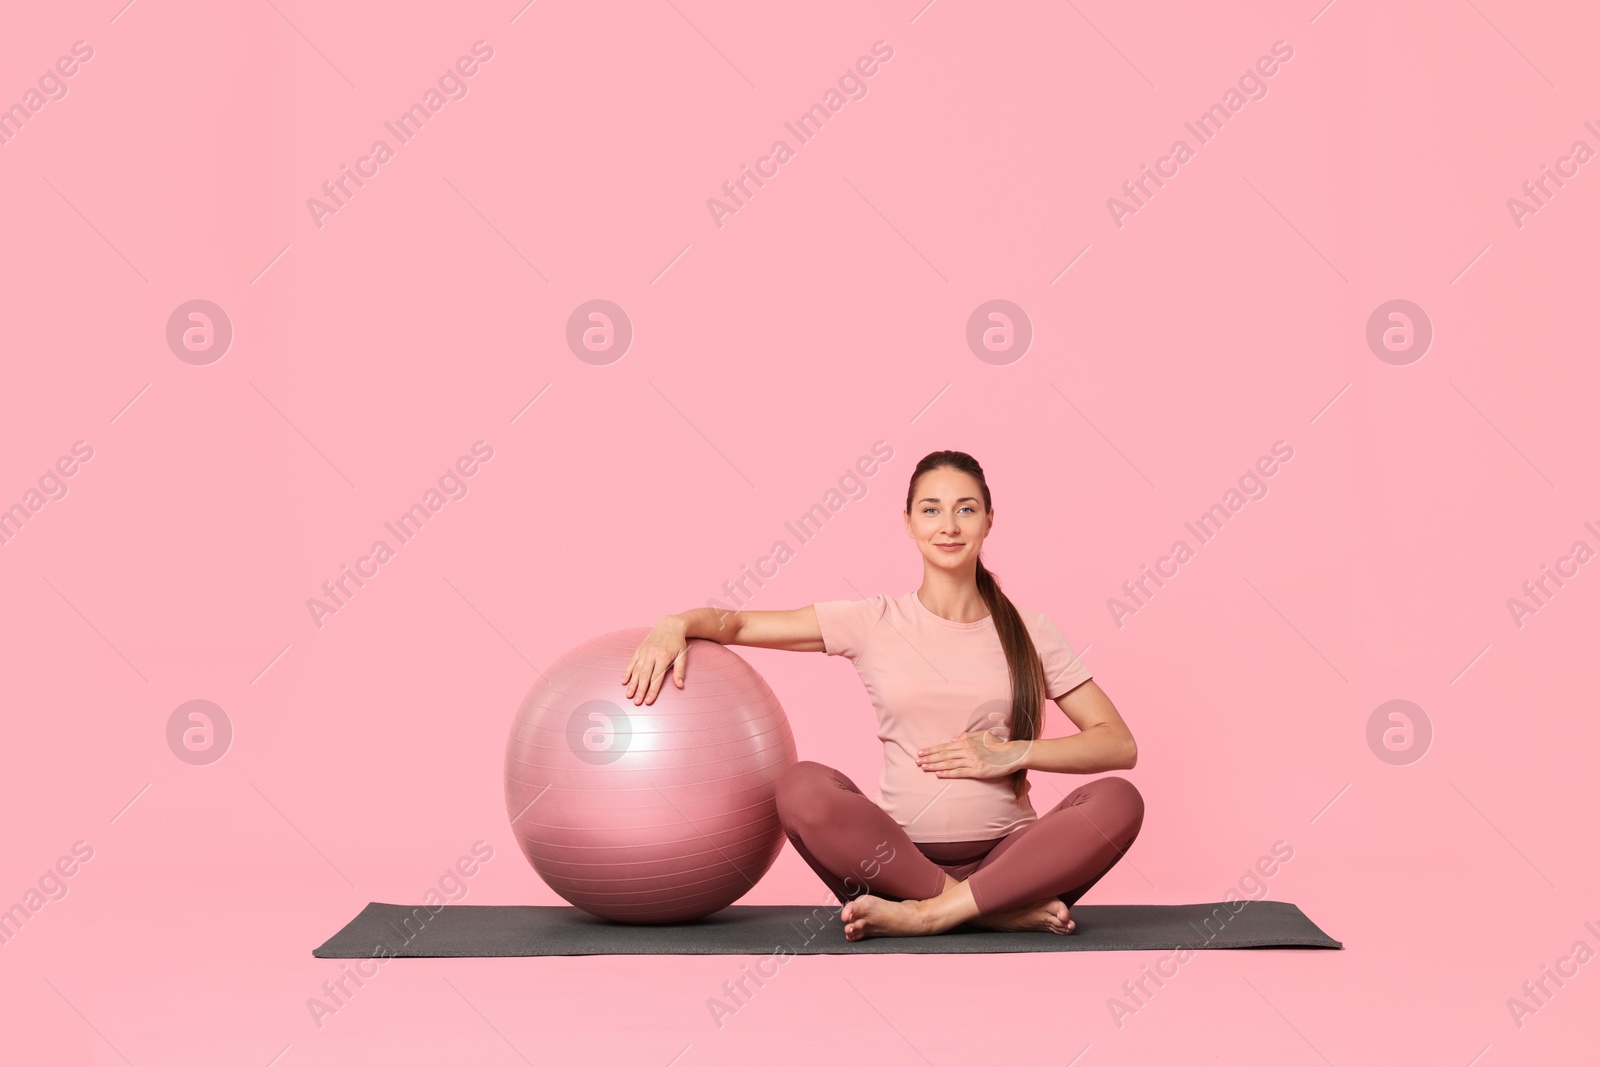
[
  {"xmin": 914, "ymin": 679, "xmax": 1136, "ymax": 779},
  {"xmin": 623, "ymin": 606, "xmax": 826, "ymax": 705},
  {"xmin": 672, "ymin": 605, "xmax": 826, "ymax": 652},
  {"xmin": 1016, "ymin": 680, "xmax": 1137, "ymax": 773}
]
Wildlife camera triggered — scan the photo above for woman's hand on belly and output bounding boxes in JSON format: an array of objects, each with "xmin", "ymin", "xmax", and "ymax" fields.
[{"xmin": 915, "ymin": 726, "xmax": 1027, "ymax": 779}]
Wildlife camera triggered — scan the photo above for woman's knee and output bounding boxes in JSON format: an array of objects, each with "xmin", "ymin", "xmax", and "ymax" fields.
[
  {"xmin": 1092, "ymin": 775, "xmax": 1145, "ymax": 833},
  {"xmin": 775, "ymin": 761, "xmax": 843, "ymax": 830},
  {"xmin": 777, "ymin": 760, "xmax": 833, "ymax": 796}
]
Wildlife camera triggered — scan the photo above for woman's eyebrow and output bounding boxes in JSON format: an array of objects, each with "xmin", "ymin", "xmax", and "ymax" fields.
[{"xmin": 917, "ymin": 496, "xmax": 980, "ymax": 505}]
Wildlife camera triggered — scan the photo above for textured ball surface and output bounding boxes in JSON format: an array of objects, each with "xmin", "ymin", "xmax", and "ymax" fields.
[{"xmin": 504, "ymin": 628, "xmax": 798, "ymax": 924}]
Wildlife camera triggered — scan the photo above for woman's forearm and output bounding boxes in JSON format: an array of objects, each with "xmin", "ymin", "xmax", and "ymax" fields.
[
  {"xmin": 1015, "ymin": 724, "xmax": 1136, "ymax": 774},
  {"xmin": 671, "ymin": 607, "xmax": 742, "ymax": 643}
]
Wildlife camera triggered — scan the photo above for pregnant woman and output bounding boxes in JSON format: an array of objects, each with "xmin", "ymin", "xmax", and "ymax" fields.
[{"xmin": 621, "ymin": 449, "xmax": 1143, "ymax": 941}]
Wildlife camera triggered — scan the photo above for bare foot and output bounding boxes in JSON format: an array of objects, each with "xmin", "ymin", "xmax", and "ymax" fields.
[
  {"xmin": 839, "ymin": 894, "xmax": 937, "ymax": 940},
  {"xmin": 967, "ymin": 898, "xmax": 1075, "ymax": 934}
]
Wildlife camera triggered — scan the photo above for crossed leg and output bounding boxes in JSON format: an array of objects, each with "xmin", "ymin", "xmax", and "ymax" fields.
[
  {"xmin": 774, "ymin": 760, "xmax": 1145, "ymax": 940},
  {"xmin": 775, "ymin": 761, "xmax": 956, "ymax": 906}
]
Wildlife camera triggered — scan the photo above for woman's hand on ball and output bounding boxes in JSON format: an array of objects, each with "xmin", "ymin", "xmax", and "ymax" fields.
[{"xmin": 622, "ymin": 617, "xmax": 689, "ymax": 705}]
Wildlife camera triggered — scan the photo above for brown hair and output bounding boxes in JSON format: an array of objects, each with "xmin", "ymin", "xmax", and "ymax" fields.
[{"xmin": 905, "ymin": 450, "xmax": 1043, "ymax": 800}]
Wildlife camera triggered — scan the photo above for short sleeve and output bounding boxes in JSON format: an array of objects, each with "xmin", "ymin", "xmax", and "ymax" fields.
[
  {"xmin": 813, "ymin": 594, "xmax": 890, "ymax": 660},
  {"xmin": 1034, "ymin": 612, "xmax": 1092, "ymax": 699}
]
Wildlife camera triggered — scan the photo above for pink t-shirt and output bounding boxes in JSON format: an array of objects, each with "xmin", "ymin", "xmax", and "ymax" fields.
[{"xmin": 813, "ymin": 590, "xmax": 1093, "ymax": 843}]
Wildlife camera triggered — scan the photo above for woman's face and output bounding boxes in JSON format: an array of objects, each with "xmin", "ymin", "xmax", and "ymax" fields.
[{"xmin": 904, "ymin": 468, "xmax": 991, "ymax": 570}]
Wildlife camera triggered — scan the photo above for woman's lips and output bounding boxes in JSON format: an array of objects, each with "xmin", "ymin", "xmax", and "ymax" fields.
[{"xmin": 935, "ymin": 543, "xmax": 963, "ymax": 551}]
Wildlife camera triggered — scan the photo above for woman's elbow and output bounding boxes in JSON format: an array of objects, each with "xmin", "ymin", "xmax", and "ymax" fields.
[{"xmin": 1121, "ymin": 734, "xmax": 1138, "ymax": 770}]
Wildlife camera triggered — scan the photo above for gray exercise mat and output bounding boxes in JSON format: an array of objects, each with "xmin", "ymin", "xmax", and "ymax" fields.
[{"xmin": 313, "ymin": 901, "xmax": 1342, "ymax": 957}]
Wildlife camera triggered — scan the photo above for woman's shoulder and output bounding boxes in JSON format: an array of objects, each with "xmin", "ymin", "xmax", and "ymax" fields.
[
  {"xmin": 1018, "ymin": 605, "xmax": 1072, "ymax": 640},
  {"xmin": 1014, "ymin": 602, "xmax": 1051, "ymax": 625},
  {"xmin": 816, "ymin": 591, "xmax": 893, "ymax": 611},
  {"xmin": 813, "ymin": 592, "xmax": 896, "ymax": 658}
]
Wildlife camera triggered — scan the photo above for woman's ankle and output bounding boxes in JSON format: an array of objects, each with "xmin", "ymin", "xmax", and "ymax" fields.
[{"xmin": 917, "ymin": 878, "xmax": 980, "ymax": 932}]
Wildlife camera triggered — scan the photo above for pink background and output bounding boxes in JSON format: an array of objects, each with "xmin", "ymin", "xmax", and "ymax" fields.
[{"xmin": 2, "ymin": 0, "xmax": 1597, "ymax": 1063}]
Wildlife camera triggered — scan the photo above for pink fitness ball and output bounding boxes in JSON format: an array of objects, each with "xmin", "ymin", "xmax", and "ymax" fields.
[{"xmin": 504, "ymin": 628, "xmax": 798, "ymax": 924}]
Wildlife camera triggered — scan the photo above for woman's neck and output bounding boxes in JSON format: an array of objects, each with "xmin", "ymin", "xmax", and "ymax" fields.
[{"xmin": 916, "ymin": 576, "xmax": 989, "ymax": 623}]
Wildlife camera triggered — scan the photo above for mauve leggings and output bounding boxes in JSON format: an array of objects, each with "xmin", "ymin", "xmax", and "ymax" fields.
[{"xmin": 775, "ymin": 761, "xmax": 1145, "ymax": 915}]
